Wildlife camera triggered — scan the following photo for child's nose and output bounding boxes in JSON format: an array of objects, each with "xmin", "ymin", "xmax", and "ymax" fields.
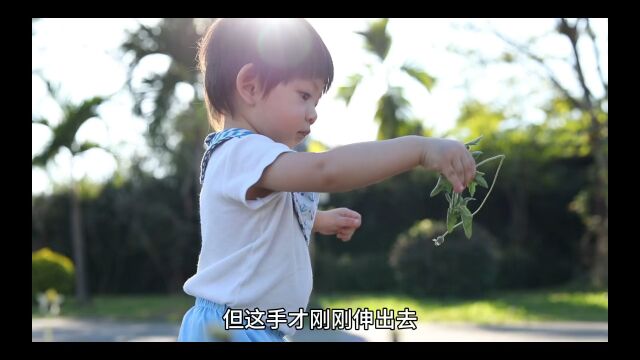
[{"xmin": 307, "ymin": 108, "xmax": 317, "ymax": 125}]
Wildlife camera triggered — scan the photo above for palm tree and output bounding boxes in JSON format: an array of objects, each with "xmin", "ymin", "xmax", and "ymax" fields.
[
  {"xmin": 121, "ymin": 18, "xmax": 217, "ymax": 189},
  {"xmin": 337, "ymin": 19, "xmax": 436, "ymax": 140},
  {"xmin": 32, "ymin": 80, "xmax": 110, "ymax": 304},
  {"xmin": 120, "ymin": 19, "xmax": 216, "ymax": 291},
  {"xmin": 121, "ymin": 18, "xmax": 214, "ymax": 150}
]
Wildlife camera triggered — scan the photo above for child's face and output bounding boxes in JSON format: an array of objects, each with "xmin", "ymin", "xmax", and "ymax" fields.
[{"xmin": 254, "ymin": 78, "xmax": 324, "ymax": 149}]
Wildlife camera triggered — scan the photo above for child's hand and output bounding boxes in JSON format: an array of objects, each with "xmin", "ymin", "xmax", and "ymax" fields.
[
  {"xmin": 421, "ymin": 138, "xmax": 476, "ymax": 193},
  {"xmin": 314, "ymin": 208, "xmax": 362, "ymax": 241}
]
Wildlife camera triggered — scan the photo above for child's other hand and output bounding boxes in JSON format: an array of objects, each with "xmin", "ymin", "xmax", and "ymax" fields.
[
  {"xmin": 421, "ymin": 138, "xmax": 476, "ymax": 193},
  {"xmin": 317, "ymin": 208, "xmax": 361, "ymax": 241}
]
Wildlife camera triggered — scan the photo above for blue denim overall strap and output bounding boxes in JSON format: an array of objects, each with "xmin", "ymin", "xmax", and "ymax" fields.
[
  {"xmin": 199, "ymin": 129, "xmax": 318, "ymax": 245},
  {"xmin": 200, "ymin": 128, "xmax": 254, "ymax": 184},
  {"xmin": 292, "ymin": 192, "xmax": 319, "ymax": 246}
]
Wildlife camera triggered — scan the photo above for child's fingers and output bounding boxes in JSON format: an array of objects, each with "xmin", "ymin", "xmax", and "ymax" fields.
[
  {"xmin": 333, "ymin": 208, "xmax": 361, "ymax": 240},
  {"xmin": 455, "ymin": 158, "xmax": 468, "ymax": 187},
  {"xmin": 464, "ymin": 156, "xmax": 476, "ymax": 186},
  {"xmin": 338, "ymin": 225, "xmax": 359, "ymax": 240},
  {"xmin": 443, "ymin": 166, "xmax": 464, "ymax": 193},
  {"xmin": 452, "ymin": 160, "xmax": 467, "ymax": 191},
  {"xmin": 338, "ymin": 216, "xmax": 360, "ymax": 228},
  {"xmin": 337, "ymin": 208, "xmax": 361, "ymax": 220},
  {"xmin": 337, "ymin": 231, "xmax": 353, "ymax": 241}
]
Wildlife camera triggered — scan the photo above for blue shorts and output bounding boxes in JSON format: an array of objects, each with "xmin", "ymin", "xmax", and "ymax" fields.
[{"xmin": 177, "ymin": 298, "xmax": 287, "ymax": 342}]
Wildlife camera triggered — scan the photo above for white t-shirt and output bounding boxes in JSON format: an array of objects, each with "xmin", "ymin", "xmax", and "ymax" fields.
[{"xmin": 183, "ymin": 134, "xmax": 315, "ymax": 336}]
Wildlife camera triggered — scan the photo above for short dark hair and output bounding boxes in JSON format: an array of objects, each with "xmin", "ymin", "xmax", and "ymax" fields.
[{"xmin": 197, "ymin": 18, "xmax": 334, "ymax": 130}]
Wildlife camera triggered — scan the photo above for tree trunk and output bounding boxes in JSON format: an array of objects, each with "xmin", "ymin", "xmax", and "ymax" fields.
[
  {"xmin": 557, "ymin": 18, "xmax": 608, "ymax": 288},
  {"xmin": 588, "ymin": 113, "xmax": 608, "ymax": 288},
  {"xmin": 70, "ymin": 183, "xmax": 89, "ymax": 304}
]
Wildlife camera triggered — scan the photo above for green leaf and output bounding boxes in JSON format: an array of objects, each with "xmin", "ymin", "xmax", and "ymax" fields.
[
  {"xmin": 31, "ymin": 95, "xmax": 106, "ymax": 168},
  {"xmin": 460, "ymin": 206, "xmax": 473, "ymax": 239},
  {"xmin": 431, "ymin": 176, "xmax": 452, "ymax": 197},
  {"xmin": 475, "ymin": 174, "xmax": 488, "ymax": 188},
  {"xmin": 356, "ymin": 18, "xmax": 391, "ymax": 61},
  {"xmin": 465, "ymin": 135, "xmax": 483, "ymax": 147},
  {"xmin": 445, "ymin": 192, "xmax": 452, "ymax": 203},
  {"xmin": 374, "ymin": 88, "xmax": 410, "ymax": 139},
  {"xmin": 472, "ymin": 151, "xmax": 483, "ymax": 159},
  {"xmin": 443, "ymin": 180, "xmax": 453, "ymax": 193},
  {"xmin": 401, "ymin": 64, "xmax": 436, "ymax": 92},
  {"xmin": 447, "ymin": 208, "xmax": 458, "ymax": 233},
  {"xmin": 430, "ymin": 176, "xmax": 444, "ymax": 197},
  {"xmin": 336, "ymin": 74, "xmax": 363, "ymax": 106},
  {"xmin": 468, "ymin": 182, "xmax": 476, "ymax": 197}
]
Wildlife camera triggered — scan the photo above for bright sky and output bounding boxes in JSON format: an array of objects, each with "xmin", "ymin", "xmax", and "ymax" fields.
[{"xmin": 32, "ymin": 18, "xmax": 607, "ymax": 195}]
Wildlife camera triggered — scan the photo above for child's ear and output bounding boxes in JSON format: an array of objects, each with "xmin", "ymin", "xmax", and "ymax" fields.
[{"xmin": 236, "ymin": 63, "xmax": 261, "ymax": 106}]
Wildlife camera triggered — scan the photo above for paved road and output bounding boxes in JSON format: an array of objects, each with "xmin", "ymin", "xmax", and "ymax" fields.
[{"xmin": 32, "ymin": 318, "xmax": 607, "ymax": 342}]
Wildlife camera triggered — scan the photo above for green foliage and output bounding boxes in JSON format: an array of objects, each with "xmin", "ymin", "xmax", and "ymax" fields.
[
  {"xmin": 401, "ymin": 64, "xmax": 436, "ymax": 92},
  {"xmin": 336, "ymin": 74, "xmax": 363, "ymax": 105},
  {"xmin": 356, "ymin": 18, "xmax": 391, "ymax": 61},
  {"xmin": 122, "ymin": 18, "xmax": 214, "ymax": 151},
  {"xmin": 374, "ymin": 87, "xmax": 410, "ymax": 140},
  {"xmin": 389, "ymin": 219, "xmax": 500, "ymax": 297},
  {"xmin": 32, "ymin": 93, "xmax": 107, "ymax": 167},
  {"xmin": 314, "ymin": 252, "xmax": 396, "ymax": 293},
  {"xmin": 340, "ymin": 19, "xmax": 437, "ymax": 141},
  {"xmin": 430, "ymin": 136, "xmax": 505, "ymax": 245},
  {"xmin": 454, "ymin": 101, "xmax": 505, "ymax": 138},
  {"xmin": 32, "ymin": 248, "xmax": 75, "ymax": 303}
]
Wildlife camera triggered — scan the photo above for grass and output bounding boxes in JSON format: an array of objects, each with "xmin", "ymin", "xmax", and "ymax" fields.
[
  {"xmin": 315, "ymin": 289, "xmax": 608, "ymax": 324},
  {"xmin": 32, "ymin": 288, "xmax": 607, "ymax": 324},
  {"xmin": 32, "ymin": 294, "xmax": 195, "ymax": 323}
]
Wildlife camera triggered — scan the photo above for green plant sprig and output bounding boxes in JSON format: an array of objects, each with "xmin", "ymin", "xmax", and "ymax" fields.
[{"xmin": 429, "ymin": 135, "xmax": 505, "ymax": 246}]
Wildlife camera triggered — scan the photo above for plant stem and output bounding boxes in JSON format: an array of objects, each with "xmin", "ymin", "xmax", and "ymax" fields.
[{"xmin": 441, "ymin": 154, "xmax": 506, "ymax": 236}]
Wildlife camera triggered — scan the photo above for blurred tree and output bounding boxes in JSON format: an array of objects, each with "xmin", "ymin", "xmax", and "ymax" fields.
[
  {"xmin": 121, "ymin": 18, "xmax": 217, "ymax": 291},
  {"xmin": 121, "ymin": 17, "xmax": 216, "ymax": 193},
  {"xmin": 122, "ymin": 18, "xmax": 214, "ymax": 150},
  {"xmin": 337, "ymin": 19, "xmax": 435, "ymax": 140},
  {"xmin": 449, "ymin": 97, "xmax": 593, "ymax": 288},
  {"xmin": 488, "ymin": 18, "xmax": 608, "ymax": 287},
  {"xmin": 32, "ymin": 80, "xmax": 111, "ymax": 304}
]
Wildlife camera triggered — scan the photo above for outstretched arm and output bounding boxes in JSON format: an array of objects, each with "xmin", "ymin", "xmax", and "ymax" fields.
[{"xmin": 254, "ymin": 136, "xmax": 475, "ymax": 195}]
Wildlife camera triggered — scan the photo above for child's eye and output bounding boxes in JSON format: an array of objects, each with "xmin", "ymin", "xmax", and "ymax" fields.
[{"xmin": 299, "ymin": 92, "xmax": 311, "ymax": 101}]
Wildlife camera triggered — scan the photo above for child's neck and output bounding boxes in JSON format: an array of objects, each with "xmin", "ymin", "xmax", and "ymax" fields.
[{"xmin": 223, "ymin": 115, "xmax": 258, "ymax": 133}]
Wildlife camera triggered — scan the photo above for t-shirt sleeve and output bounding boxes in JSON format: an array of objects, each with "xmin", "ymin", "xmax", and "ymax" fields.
[{"xmin": 221, "ymin": 134, "xmax": 294, "ymax": 208}]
